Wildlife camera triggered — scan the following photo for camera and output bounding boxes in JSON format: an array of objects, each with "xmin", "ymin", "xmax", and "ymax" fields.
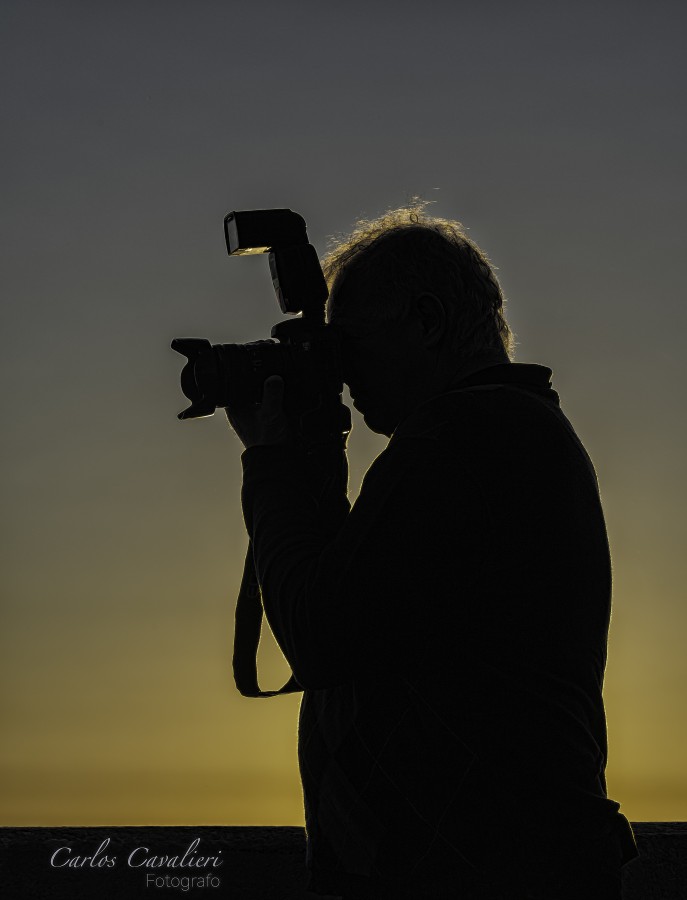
[{"xmin": 172, "ymin": 208, "xmax": 350, "ymax": 446}]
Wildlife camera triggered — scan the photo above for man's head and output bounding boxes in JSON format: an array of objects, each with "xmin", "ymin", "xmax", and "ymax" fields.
[{"xmin": 322, "ymin": 202, "xmax": 515, "ymax": 436}]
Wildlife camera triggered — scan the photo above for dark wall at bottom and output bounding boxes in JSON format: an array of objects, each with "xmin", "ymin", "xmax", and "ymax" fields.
[{"xmin": 0, "ymin": 823, "xmax": 684, "ymax": 899}]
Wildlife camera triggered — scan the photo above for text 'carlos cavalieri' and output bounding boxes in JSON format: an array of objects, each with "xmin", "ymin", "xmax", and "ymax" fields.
[{"xmin": 50, "ymin": 837, "xmax": 223, "ymax": 887}]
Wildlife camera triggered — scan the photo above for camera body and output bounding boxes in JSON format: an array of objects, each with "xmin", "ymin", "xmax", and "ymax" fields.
[{"xmin": 172, "ymin": 209, "xmax": 349, "ymax": 443}]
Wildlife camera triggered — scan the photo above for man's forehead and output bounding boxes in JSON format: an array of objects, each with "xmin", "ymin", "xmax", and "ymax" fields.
[
  {"xmin": 327, "ymin": 276, "xmax": 367, "ymax": 315},
  {"xmin": 327, "ymin": 291, "xmax": 357, "ymax": 325},
  {"xmin": 328, "ymin": 285, "xmax": 370, "ymax": 321},
  {"xmin": 327, "ymin": 285, "xmax": 350, "ymax": 315},
  {"xmin": 328, "ymin": 308, "xmax": 372, "ymax": 330}
]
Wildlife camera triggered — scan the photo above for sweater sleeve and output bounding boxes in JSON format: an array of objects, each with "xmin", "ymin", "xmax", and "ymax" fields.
[{"xmin": 241, "ymin": 435, "xmax": 488, "ymax": 689}]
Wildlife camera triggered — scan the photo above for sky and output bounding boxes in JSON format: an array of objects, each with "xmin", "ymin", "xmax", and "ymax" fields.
[{"xmin": 1, "ymin": 0, "xmax": 686, "ymax": 825}]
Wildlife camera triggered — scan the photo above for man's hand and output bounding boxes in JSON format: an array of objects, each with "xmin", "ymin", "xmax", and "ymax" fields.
[{"xmin": 225, "ymin": 376, "xmax": 289, "ymax": 449}]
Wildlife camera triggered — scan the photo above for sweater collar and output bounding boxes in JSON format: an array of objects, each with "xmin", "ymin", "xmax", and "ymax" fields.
[{"xmin": 450, "ymin": 362, "xmax": 559, "ymax": 406}]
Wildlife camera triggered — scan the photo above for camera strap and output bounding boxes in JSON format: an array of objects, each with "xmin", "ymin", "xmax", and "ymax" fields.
[{"xmin": 232, "ymin": 543, "xmax": 302, "ymax": 697}]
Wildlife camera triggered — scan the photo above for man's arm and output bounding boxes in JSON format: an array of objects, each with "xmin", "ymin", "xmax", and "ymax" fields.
[{"xmin": 241, "ymin": 434, "xmax": 488, "ymax": 690}]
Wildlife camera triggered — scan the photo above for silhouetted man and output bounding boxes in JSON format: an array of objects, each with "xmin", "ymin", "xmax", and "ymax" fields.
[{"xmin": 226, "ymin": 205, "xmax": 637, "ymax": 899}]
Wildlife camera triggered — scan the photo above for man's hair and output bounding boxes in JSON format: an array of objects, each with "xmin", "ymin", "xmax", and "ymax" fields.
[{"xmin": 322, "ymin": 200, "xmax": 515, "ymax": 361}]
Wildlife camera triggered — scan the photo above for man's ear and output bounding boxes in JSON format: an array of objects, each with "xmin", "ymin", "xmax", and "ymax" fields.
[{"xmin": 414, "ymin": 292, "xmax": 447, "ymax": 348}]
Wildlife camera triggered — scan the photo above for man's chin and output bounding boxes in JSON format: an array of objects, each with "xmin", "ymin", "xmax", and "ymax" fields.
[
  {"xmin": 359, "ymin": 407, "xmax": 394, "ymax": 437},
  {"xmin": 351, "ymin": 395, "xmax": 395, "ymax": 436}
]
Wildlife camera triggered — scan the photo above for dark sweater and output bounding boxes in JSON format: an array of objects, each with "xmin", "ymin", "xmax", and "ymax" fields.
[{"xmin": 241, "ymin": 363, "xmax": 636, "ymax": 899}]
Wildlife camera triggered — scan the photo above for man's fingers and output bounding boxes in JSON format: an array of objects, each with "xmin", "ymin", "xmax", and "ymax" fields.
[
  {"xmin": 223, "ymin": 377, "xmax": 287, "ymax": 448},
  {"xmin": 262, "ymin": 375, "xmax": 285, "ymax": 413}
]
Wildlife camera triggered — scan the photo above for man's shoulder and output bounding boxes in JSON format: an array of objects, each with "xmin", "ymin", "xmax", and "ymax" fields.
[{"xmin": 391, "ymin": 363, "xmax": 561, "ymax": 446}]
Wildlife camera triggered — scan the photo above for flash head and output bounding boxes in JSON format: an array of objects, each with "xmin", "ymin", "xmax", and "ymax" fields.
[{"xmin": 223, "ymin": 209, "xmax": 308, "ymax": 256}]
